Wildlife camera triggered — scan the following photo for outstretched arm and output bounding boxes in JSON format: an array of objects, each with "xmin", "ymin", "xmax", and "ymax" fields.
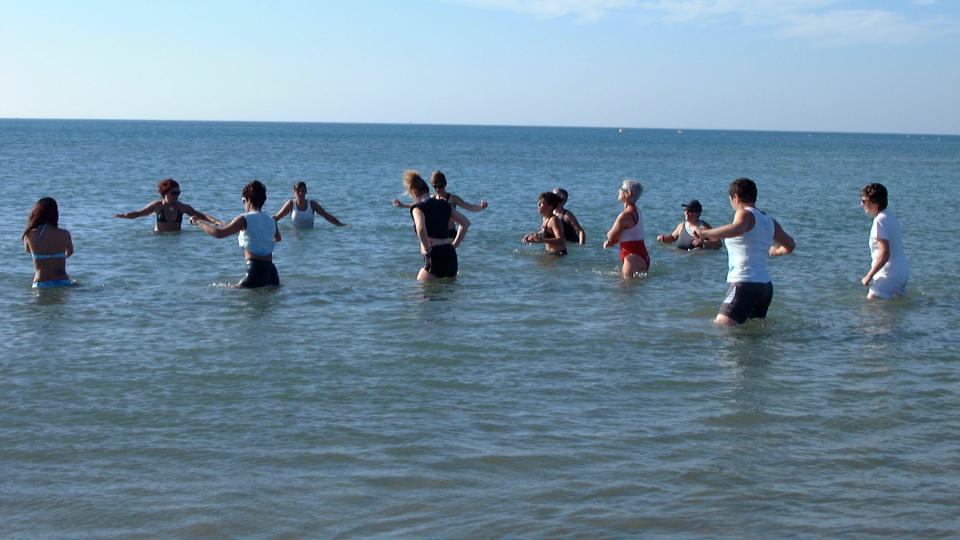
[
  {"xmin": 179, "ymin": 203, "xmax": 222, "ymax": 225},
  {"xmin": 273, "ymin": 200, "xmax": 294, "ymax": 222},
  {"xmin": 657, "ymin": 223, "xmax": 683, "ymax": 244},
  {"xmin": 392, "ymin": 198, "xmax": 412, "ymax": 209},
  {"xmin": 450, "ymin": 194, "xmax": 488, "ymax": 212},
  {"xmin": 115, "ymin": 201, "xmax": 161, "ymax": 219},
  {"xmin": 769, "ymin": 219, "xmax": 795, "ymax": 256},
  {"xmin": 697, "ymin": 209, "xmax": 754, "ymax": 241},
  {"xmin": 193, "ymin": 214, "xmax": 246, "ymax": 239},
  {"xmin": 311, "ymin": 200, "xmax": 347, "ymax": 226}
]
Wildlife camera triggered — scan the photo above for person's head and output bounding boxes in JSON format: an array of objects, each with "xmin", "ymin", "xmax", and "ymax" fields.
[
  {"xmin": 23, "ymin": 197, "xmax": 59, "ymax": 239},
  {"xmin": 242, "ymin": 180, "xmax": 267, "ymax": 209},
  {"xmin": 404, "ymin": 170, "xmax": 430, "ymax": 197},
  {"xmin": 430, "ymin": 171, "xmax": 447, "ymax": 190},
  {"xmin": 293, "ymin": 181, "xmax": 307, "ymax": 197},
  {"xmin": 538, "ymin": 191, "xmax": 562, "ymax": 216},
  {"xmin": 157, "ymin": 178, "xmax": 181, "ymax": 200},
  {"xmin": 728, "ymin": 178, "xmax": 757, "ymax": 205},
  {"xmin": 682, "ymin": 199, "xmax": 702, "ymax": 220},
  {"xmin": 619, "ymin": 180, "xmax": 643, "ymax": 203},
  {"xmin": 552, "ymin": 187, "xmax": 569, "ymax": 205},
  {"xmin": 860, "ymin": 183, "xmax": 888, "ymax": 213}
]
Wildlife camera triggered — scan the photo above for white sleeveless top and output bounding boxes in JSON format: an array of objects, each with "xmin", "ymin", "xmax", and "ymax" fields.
[
  {"xmin": 725, "ymin": 207, "xmax": 773, "ymax": 283},
  {"xmin": 291, "ymin": 200, "xmax": 315, "ymax": 228},
  {"xmin": 619, "ymin": 208, "xmax": 645, "ymax": 242},
  {"xmin": 238, "ymin": 211, "xmax": 275, "ymax": 256}
]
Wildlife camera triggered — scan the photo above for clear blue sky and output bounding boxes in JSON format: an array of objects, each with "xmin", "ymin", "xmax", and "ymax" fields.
[{"xmin": 1, "ymin": 0, "xmax": 958, "ymax": 134}]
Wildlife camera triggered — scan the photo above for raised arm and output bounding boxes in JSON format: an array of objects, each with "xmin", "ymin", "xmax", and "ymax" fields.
[
  {"xmin": 392, "ymin": 198, "xmax": 412, "ymax": 209},
  {"xmin": 193, "ymin": 214, "xmax": 246, "ymax": 239},
  {"xmin": 311, "ymin": 200, "xmax": 347, "ymax": 226},
  {"xmin": 449, "ymin": 194, "xmax": 488, "ymax": 212},
  {"xmin": 115, "ymin": 200, "xmax": 161, "ymax": 219},
  {"xmin": 769, "ymin": 219, "xmax": 795, "ymax": 256},
  {"xmin": 450, "ymin": 210, "xmax": 470, "ymax": 248},
  {"xmin": 273, "ymin": 200, "xmax": 294, "ymax": 222}
]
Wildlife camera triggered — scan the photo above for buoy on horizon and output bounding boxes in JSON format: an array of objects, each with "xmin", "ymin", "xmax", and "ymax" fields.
[{"xmin": 618, "ymin": 128, "xmax": 624, "ymax": 134}]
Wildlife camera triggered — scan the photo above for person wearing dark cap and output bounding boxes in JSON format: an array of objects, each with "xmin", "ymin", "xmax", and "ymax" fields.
[{"xmin": 656, "ymin": 199, "xmax": 721, "ymax": 250}]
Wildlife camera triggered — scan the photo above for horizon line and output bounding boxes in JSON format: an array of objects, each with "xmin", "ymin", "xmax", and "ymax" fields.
[{"xmin": 1, "ymin": 116, "xmax": 957, "ymax": 138}]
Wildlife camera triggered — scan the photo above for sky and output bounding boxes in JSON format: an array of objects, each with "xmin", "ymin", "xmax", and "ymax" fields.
[{"xmin": 1, "ymin": 0, "xmax": 958, "ymax": 134}]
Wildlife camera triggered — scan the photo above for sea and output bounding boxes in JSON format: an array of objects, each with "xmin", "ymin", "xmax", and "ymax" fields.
[{"xmin": 1, "ymin": 119, "xmax": 958, "ymax": 538}]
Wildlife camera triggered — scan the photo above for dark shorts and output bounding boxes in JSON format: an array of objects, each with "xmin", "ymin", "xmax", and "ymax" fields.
[
  {"xmin": 719, "ymin": 282, "xmax": 773, "ymax": 324},
  {"xmin": 424, "ymin": 244, "xmax": 458, "ymax": 278},
  {"xmin": 239, "ymin": 259, "xmax": 280, "ymax": 288}
]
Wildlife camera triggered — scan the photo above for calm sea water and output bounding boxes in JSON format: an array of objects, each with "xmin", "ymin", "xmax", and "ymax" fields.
[{"xmin": 1, "ymin": 119, "xmax": 958, "ymax": 538}]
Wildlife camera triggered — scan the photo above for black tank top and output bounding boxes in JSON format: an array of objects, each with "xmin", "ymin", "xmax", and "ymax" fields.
[{"xmin": 410, "ymin": 198, "xmax": 452, "ymax": 239}]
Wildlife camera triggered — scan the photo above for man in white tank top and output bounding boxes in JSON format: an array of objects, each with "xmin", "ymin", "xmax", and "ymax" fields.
[{"xmin": 693, "ymin": 178, "xmax": 795, "ymax": 326}]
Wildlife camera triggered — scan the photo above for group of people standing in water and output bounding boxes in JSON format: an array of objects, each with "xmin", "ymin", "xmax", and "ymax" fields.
[{"xmin": 22, "ymin": 172, "xmax": 909, "ymax": 326}]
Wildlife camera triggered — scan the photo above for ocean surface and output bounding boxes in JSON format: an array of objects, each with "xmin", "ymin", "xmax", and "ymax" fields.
[{"xmin": 1, "ymin": 119, "xmax": 958, "ymax": 538}]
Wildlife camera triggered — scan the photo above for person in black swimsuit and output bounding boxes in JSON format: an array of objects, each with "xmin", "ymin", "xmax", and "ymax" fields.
[
  {"xmin": 522, "ymin": 191, "xmax": 567, "ymax": 256},
  {"xmin": 115, "ymin": 178, "xmax": 221, "ymax": 232},
  {"xmin": 402, "ymin": 170, "xmax": 470, "ymax": 281},
  {"xmin": 552, "ymin": 187, "xmax": 586, "ymax": 245},
  {"xmin": 393, "ymin": 170, "xmax": 487, "ymax": 238}
]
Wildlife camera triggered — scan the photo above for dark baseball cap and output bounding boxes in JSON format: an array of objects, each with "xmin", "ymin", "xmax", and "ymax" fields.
[{"xmin": 682, "ymin": 199, "xmax": 702, "ymax": 212}]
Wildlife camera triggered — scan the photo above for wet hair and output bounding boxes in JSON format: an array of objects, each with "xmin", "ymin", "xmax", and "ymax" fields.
[
  {"xmin": 430, "ymin": 171, "xmax": 447, "ymax": 189},
  {"xmin": 23, "ymin": 197, "xmax": 59, "ymax": 239},
  {"xmin": 157, "ymin": 178, "xmax": 180, "ymax": 196},
  {"xmin": 728, "ymin": 178, "xmax": 758, "ymax": 204},
  {"xmin": 552, "ymin": 187, "xmax": 569, "ymax": 204},
  {"xmin": 621, "ymin": 179, "xmax": 643, "ymax": 201},
  {"xmin": 860, "ymin": 183, "xmax": 888, "ymax": 211},
  {"xmin": 293, "ymin": 181, "xmax": 307, "ymax": 192},
  {"xmin": 539, "ymin": 191, "xmax": 562, "ymax": 210},
  {"xmin": 404, "ymin": 170, "xmax": 430, "ymax": 196},
  {"xmin": 242, "ymin": 180, "xmax": 268, "ymax": 208}
]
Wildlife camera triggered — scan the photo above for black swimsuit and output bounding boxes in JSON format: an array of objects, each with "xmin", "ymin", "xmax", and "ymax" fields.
[
  {"xmin": 437, "ymin": 193, "xmax": 458, "ymax": 238},
  {"xmin": 541, "ymin": 216, "xmax": 567, "ymax": 256},
  {"xmin": 411, "ymin": 199, "xmax": 458, "ymax": 277},
  {"xmin": 558, "ymin": 210, "xmax": 579, "ymax": 243},
  {"xmin": 156, "ymin": 204, "xmax": 183, "ymax": 224}
]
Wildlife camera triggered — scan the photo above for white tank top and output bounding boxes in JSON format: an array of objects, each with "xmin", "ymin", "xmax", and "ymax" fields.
[
  {"xmin": 725, "ymin": 207, "xmax": 773, "ymax": 283},
  {"xmin": 619, "ymin": 208, "xmax": 645, "ymax": 242},
  {"xmin": 291, "ymin": 200, "xmax": 315, "ymax": 228},
  {"xmin": 238, "ymin": 211, "xmax": 275, "ymax": 256}
]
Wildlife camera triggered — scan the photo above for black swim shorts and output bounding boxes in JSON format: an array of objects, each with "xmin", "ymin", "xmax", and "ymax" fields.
[
  {"xmin": 424, "ymin": 244, "xmax": 458, "ymax": 278},
  {"xmin": 239, "ymin": 259, "xmax": 280, "ymax": 288},
  {"xmin": 719, "ymin": 281, "xmax": 773, "ymax": 324}
]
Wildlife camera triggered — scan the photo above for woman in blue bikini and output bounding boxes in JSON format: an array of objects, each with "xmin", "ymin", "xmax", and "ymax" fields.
[{"xmin": 23, "ymin": 197, "xmax": 74, "ymax": 288}]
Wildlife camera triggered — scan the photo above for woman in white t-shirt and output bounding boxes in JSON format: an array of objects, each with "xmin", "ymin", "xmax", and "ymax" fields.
[{"xmin": 860, "ymin": 183, "xmax": 909, "ymax": 299}]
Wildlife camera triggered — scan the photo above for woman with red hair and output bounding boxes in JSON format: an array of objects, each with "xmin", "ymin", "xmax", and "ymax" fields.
[{"xmin": 115, "ymin": 178, "xmax": 221, "ymax": 232}]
